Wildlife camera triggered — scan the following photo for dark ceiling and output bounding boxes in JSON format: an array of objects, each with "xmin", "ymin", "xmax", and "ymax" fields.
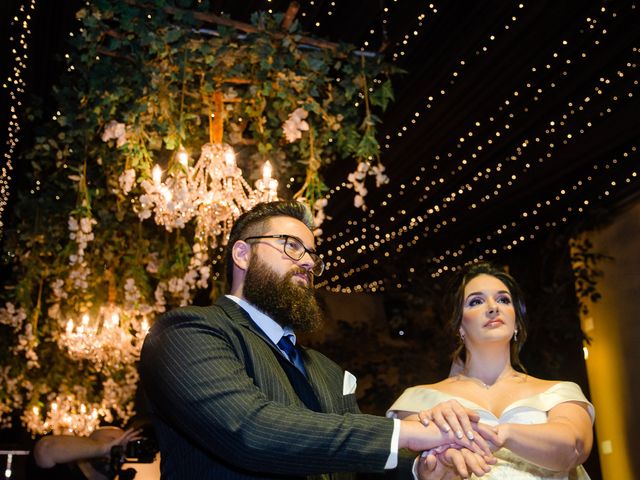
[{"xmin": 2, "ymin": 0, "xmax": 639, "ymax": 292}]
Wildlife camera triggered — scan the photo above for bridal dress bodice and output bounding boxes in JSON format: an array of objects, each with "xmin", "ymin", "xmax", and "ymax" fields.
[{"xmin": 388, "ymin": 381, "xmax": 595, "ymax": 480}]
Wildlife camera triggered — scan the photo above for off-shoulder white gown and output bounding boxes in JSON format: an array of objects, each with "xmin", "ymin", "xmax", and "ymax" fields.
[{"xmin": 388, "ymin": 381, "xmax": 594, "ymax": 480}]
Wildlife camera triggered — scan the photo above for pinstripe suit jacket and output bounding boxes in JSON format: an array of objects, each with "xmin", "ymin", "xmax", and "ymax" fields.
[{"xmin": 139, "ymin": 296, "xmax": 400, "ymax": 479}]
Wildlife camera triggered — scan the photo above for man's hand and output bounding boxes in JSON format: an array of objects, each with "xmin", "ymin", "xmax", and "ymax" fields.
[
  {"xmin": 416, "ymin": 447, "xmax": 495, "ymax": 479},
  {"xmin": 98, "ymin": 428, "xmax": 143, "ymax": 457}
]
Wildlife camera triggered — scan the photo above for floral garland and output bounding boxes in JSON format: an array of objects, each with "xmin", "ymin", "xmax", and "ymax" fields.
[{"xmin": 0, "ymin": 1, "xmax": 398, "ymax": 435}]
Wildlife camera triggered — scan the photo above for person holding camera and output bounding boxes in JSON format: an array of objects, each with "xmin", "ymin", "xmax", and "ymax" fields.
[{"xmin": 31, "ymin": 426, "xmax": 150, "ymax": 480}]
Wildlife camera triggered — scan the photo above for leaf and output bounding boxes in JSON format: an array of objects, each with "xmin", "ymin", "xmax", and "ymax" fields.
[
  {"xmin": 369, "ymin": 79, "xmax": 395, "ymax": 111},
  {"xmin": 355, "ymin": 131, "xmax": 379, "ymax": 159}
]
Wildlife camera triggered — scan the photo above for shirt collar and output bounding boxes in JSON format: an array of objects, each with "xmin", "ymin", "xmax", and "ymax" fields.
[{"xmin": 225, "ymin": 295, "xmax": 297, "ymax": 345}]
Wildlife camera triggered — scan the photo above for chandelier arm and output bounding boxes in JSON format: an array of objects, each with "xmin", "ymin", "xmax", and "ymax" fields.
[{"xmin": 212, "ymin": 90, "xmax": 225, "ymax": 144}]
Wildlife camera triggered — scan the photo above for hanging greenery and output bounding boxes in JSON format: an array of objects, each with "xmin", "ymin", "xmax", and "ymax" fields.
[{"xmin": 0, "ymin": 0, "xmax": 399, "ymax": 434}]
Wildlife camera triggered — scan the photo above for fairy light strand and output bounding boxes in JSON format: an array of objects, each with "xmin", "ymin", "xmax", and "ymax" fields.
[
  {"xmin": 322, "ymin": 5, "xmax": 631, "ymax": 249},
  {"xmin": 1, "ymin": 0, "xmax": 36, "ymax": 237},
  {"xmin": 318, "ymin": 143, "xmax": 638, "ymax": 291},
  {"xmin": 317, "ymin": 3, "xmax": 638, "ymax": 292}
]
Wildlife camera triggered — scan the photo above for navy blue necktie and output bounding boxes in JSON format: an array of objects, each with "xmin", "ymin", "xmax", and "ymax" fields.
[{"xmin": 277, "ymin": 335, "xmax": 307, "ymax": 377}]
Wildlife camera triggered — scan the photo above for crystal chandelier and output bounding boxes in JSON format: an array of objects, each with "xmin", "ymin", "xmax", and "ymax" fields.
[
  {"xmin": 139, "ymin": 91, "xmax": 279, "ymax": 245},
  {"xmin": 25, "ymin": 394, "xmax": 103, "ymax": 436},
  {"xmin": 59, "ymin": 304, "xmax": 149, "ymax": 369}
]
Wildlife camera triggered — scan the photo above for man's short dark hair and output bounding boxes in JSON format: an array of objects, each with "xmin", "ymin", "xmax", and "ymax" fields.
[{"xmin": 224, "ymin": 201, "xmax": 314, "ymax": 289}]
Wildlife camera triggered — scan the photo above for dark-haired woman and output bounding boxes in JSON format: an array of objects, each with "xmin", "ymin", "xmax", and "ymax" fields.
[{"xmin": 388, "ymin": 263, "xmax": 594, "ymax": 479}]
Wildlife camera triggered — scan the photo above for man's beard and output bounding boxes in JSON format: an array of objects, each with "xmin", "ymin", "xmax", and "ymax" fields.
[{"xmin": 243, "ymin": 257, "xmax": 323, "ymax": 333}]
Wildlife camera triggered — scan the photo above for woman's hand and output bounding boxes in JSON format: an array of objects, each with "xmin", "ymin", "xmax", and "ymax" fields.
[
  {"xmin": 417, "ymin": 400, "xmax": 500, "ymax": 454},
  {"xmin": 418, "ymin": 400, "xmax": 479, "ymax": 438}
]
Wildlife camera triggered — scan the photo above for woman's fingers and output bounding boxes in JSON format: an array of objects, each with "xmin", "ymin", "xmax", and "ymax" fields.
[
  {"xmin": 430, "ymin": 400, "xmax": 480, "ymax": 440},
  {"xmin": 475, "ymin": 421, "xmax": 501, "ymax": 447},
  {"xmin": 417, "ymin": 409, "xmax": 432, "ymax": 426}
]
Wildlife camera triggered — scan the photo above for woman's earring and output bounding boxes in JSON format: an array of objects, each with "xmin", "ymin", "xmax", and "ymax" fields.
[
  {"xmin": 513, "ymin": 329, "xmax": 518, "ymax": 342},
  {"xmin": 459, "ymin": 331, "xmax": 465, "ymax": 342}
]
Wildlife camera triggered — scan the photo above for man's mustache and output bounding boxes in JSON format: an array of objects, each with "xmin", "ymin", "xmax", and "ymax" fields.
[{"xmin": 286, "ymin": 267, "xmax": 313, "ymax": 287}]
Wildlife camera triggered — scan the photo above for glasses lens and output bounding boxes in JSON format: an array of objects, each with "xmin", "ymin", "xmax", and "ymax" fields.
[
  {"xmin": 310, "ymin": 256, "xmax": 324, "ymax": 276},
  {"xmin": 283, "ymin": 237, "xmax": 305, "ymax": 260}
]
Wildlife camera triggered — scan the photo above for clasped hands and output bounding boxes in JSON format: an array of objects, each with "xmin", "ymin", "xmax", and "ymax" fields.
[{"xmin": 414, "ymin": 400, "xmax": 501, "ymax": 479}]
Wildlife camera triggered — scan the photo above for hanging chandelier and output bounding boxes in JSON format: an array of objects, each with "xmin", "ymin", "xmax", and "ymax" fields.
[
  {"xmin": 59, "ymin": 303, "xmax": 149, "ymax": 369},
  {"xmin": 138, "ymin": 91, "xmax": 279, "ymax": 245},
  {"xmin": 26, "ymin": 395, "xmax": 103, "ymax": 436}
]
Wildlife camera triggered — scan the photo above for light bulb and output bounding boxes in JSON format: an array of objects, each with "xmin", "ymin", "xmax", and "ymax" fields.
[
  {"xmin": 262, "ymin": 160, "xmax": 272, "ymax": 180},
  {"xmin": 224, "ymin": 149, "xmax": 235, "ymax": 168},
  {"xmin": 176, "ymin": 146, "xmax": 189, "ymax": 166},
  {"xmin": 152, "ymin": 165, "xmax": 162, "ymax": 185}
]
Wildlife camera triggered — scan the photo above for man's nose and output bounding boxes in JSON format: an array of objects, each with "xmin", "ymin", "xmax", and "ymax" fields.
[{"xmin": 296, "ymin": 251, "xmax": 314, "ymax": 270}]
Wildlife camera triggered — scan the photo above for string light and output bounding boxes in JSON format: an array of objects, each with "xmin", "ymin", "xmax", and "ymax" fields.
[
  {"xmin": 321, "ymin": 5, "xmax": 633, "ymax": 243},
  {"xmin": 389, "ymin": 4, "xmax": 438, "ymax": 60},
  {"xmin": 1, "ymin": 0, "xmax": 36, "ymax": 237},
  {"xmin": 319, "ymin": 143, "xmax": 638, "ymax": 290},
  {"xmin": 318, "ymin": 2, "xmax": 638, "ymax": 292}
]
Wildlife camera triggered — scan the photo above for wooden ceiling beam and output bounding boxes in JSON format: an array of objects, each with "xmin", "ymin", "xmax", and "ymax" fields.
[
  {"xmin": 128, "ymin": 0, "xmax": 340, "ymax": 52},
  {"xmin": 280, "ymin": 2, "xmax": 300, "ymax": 32}
]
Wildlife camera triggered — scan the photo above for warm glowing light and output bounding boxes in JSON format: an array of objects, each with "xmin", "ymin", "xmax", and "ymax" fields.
[
  {"xmin": 59, "ymin": 305, "xmax": 149, "ymax": 369},
  {"xmin": 224, "ymin": 149, "xmax": 235, "ymax": 168},
  {"xmin": 262, "ymin": 160, "xmax": 273, "ymax": 180},
  {"xmin": 176, "ymin": 146, "xmax": 189, "ymax": 166},
  {"xmin": 152, "ymin": 165, "xmax": 162, "ymax": 185},
  {"xmin": 139, "ymin": 143, "xmax": 278, "ymax": 244}
]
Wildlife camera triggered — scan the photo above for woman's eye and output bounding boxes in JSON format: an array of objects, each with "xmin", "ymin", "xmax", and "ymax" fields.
[
  {"xmin": 468, "ymin": 298, "xmax": 483, "ymax": 307},
  {"xmin": 497, "ymin": 296, "xmax": 512, "ymax": 304}
]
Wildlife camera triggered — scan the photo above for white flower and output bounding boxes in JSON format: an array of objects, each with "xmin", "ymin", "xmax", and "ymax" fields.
[
  {"xmin": 314, "ymin": 198, "xmax": 328, "ymax": 209},
  {"xmin": 282, "ymin": 108, "xmax": 310, "ymax": 143},
  {"xmin": 116, "ymin": 132, "xmax": 128, "ymax": 148},
  {"xmin": 101, "ymin": 120, "xmax": 127, "ymax": 146},
  {"xmin": 118, "ymin": 168, "xmax": 136, "ymax": 195},
  {"xmin": 356, "ymin": 161, "xmax": 369, "ymax": 173},
  {"xmin": 0, "ymin": 303, "xmax": 27, "ymax": 330},
  {"xmin": 372, "ymin": 164, "xmax": 389, "ymax": 187},
  {"xmin": 47, "ymin": 303, "xmax": 61, "ymax": 320},
  {"xmin": 79, "ymin": 217, "xmax": 96, "ymax": 234},
  {"xmin": 145, "ymin": 252, "xmax": 159, "ymax": 273},
  {"xmin": 354, "ymin": 194, "xmax": 365, "ymax": 209}
]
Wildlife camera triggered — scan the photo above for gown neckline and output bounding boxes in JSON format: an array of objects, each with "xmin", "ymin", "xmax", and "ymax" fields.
[{"xmin": 413, "ymin": 382, "xmax": 565, "ymax": 419}]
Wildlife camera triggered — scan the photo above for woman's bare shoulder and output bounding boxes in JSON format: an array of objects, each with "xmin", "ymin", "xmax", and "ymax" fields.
[
  {"xmin": 413, "ymin": 378, "xmax": 457, "ymax": 390},
  {"xmin": 517, "ymin": 374, "xmax": 564, "ymax": 394}
]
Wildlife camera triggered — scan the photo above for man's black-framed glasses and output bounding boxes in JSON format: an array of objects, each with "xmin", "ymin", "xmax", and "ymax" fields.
[{"xmin": 243, "ymin": 234, "xmax": 325, "ymax": 277}]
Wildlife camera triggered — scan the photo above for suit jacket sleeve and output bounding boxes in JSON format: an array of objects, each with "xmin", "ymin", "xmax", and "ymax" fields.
[{"xmin": 139, "ymin": 304, "xmax": 396, "ymax": 477}]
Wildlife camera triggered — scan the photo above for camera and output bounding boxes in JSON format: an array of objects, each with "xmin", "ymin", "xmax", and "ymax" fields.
[
  {"xmin": 110, "ymin": 428, "xmax": 159, "ymax": 479},
  {"xmin": 124, "ymin": 436, "xmax": 158, "ymax": 463}
]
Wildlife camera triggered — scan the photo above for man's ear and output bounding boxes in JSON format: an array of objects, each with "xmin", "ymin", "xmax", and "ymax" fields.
[{"xmin": 231, "ymin": 240, "xmax": 252, "ymax": 272}]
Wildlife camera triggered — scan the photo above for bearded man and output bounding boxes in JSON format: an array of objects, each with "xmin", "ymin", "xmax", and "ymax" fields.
[{"xmin": 139, "ymin": 201, "xmax": 496, "ymax": 480}]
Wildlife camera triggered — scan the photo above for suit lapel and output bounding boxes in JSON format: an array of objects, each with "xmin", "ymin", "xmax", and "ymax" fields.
[{"xmin": 216, "ymin": 296, "xmax": 323, "ymax": 411}]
